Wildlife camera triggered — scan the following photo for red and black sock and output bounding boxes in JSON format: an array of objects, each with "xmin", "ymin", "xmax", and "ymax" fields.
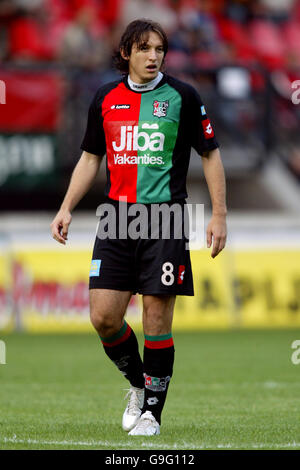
[
  {"xmin": 142, "ymin": 333, "xmax": 175, "ymax": 425},
  {"xmin": 100, "ymin": 320, "xmax": 144, "ymax": 389}
]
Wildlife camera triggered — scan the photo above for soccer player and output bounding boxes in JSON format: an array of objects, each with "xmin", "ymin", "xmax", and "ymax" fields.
[{"xmin": 51, "ymin": 19, "xmax": 227, "ymax": 436}]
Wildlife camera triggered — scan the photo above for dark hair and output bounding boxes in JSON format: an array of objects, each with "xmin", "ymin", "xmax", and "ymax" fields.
[{"xmin": 113, "ymin": 19, "xmax": 168, "ymax": 74}]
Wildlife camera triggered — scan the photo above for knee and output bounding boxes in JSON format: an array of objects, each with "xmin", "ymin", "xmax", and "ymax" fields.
[{"xmin": 90, "ymin": 309, "xmax": 121, "ymax": 337}]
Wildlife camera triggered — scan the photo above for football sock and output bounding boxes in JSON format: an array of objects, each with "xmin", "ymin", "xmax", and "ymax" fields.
[
  {"xmin": 142, "ymin": 333, "xmax": 175, "ymax": 424},
  {"xmin": 100, "ymin": 320, "xmax": 144, "ymax": 389}
]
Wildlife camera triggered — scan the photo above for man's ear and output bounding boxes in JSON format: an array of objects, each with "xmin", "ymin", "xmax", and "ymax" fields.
[{"xmin": 120, "ymin": 48, "xmax": 129, "ymax": 61}]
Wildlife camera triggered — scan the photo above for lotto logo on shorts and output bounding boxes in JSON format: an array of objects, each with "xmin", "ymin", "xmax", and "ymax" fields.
[
  {"xmin": 90, "ymin": 259, "xmax": 101, "ymax": 277},
  {"xmin": 144, "ymin": 373, "xmax": 170, "ymax": 392},
  {"xmin": 177, "ymin": 265, "xmax": 185, "ymax": 284}
]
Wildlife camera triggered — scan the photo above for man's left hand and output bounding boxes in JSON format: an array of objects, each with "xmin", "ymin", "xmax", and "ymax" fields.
[{"xmin": 206, "ymin": 214, "xmax": 227, "ymax": 258}]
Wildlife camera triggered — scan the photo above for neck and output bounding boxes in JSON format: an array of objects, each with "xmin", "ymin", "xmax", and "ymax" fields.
[{"xmin": 128, "ymin": 72, "xmax": 163, "ymax": 92}]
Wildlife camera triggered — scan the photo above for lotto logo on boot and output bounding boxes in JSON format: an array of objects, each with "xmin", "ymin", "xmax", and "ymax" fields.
[{"xmin": 147, "ymin": 397, "xmax": 159, "ymax": 405}]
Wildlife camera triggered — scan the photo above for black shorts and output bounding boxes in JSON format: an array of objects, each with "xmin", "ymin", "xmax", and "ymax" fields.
[{"xmin": 89, "ymin": 199, "xmax": 194, "ymax": 296}]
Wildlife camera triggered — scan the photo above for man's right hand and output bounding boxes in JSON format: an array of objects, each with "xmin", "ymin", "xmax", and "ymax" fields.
[{"xmin": 50, "ymin": 209, "xmax": 72, "ymax": 245}]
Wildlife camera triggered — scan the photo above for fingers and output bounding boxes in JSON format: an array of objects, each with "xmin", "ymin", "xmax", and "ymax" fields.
[
  {"xmin": 207, "ymin": 228, "xmax": 212, "ymax": 248},
  {"xmin": 50, "ymin": 215, "xmax": 71, "ymax": 245},
  {"xmin": 207, "ymin": 217, "xmax": 227, "ymax": 258},
  {"xmin": 51, "ymin": 222, "xmax": 66, "ymax": 245},
  {"xmin": 211, "ymin": 237, "xmax": 220, "ymax": 258},
  {"xmin": 211, "ymin": 234, "xmax": 227, "ymax": 258},
  {"xmin": 62, "ymin": 221, "xmax": 69, "ymax": 240}
]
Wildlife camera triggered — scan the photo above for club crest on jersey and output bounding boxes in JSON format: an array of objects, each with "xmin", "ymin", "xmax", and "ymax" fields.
[{"xmin": 153, "ymin": 100, "xmax": 169, "ymax": 118}]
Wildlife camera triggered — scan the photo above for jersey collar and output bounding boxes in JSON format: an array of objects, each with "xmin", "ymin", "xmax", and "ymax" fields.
[{"xmin": 123, "ymin": 72, "xmax": 167, "ymax": 93}]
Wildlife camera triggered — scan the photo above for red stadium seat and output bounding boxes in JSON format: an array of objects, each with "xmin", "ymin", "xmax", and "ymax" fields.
[
  {"xmin": 217, "ymin": 18, "xmax": 257, "ymax": 65},
  {"xmin": 248, "ymin": 20, "xmax": 287, "ymax": 69},
  {"xmin": 282, "ymin": 21, "xmax": 300, "ymax": 65},
  {"xmin": 9, "ymin": 18, "xmax": 55, "ymax": 61}
]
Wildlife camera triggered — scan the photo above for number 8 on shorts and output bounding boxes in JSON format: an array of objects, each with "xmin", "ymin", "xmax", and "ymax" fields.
[{"xmin": 161, "ymin": 262, "xmax": 175, "ymax": 286}]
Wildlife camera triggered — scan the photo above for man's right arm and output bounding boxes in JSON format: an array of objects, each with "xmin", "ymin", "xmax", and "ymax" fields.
[{"xmin": 50, "ymin": 151, "xmax": 103, "ymax": 244}]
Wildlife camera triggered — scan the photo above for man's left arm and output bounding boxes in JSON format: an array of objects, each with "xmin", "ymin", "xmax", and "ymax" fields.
[{"xmin": 201, "ymin": 147, "xmax": 227, "ymax": 258}]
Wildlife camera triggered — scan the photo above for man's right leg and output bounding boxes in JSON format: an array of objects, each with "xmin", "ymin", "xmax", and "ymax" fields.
[{"xmin": 89, "ymin": 289, "xmax": 144, "ymax": 430}]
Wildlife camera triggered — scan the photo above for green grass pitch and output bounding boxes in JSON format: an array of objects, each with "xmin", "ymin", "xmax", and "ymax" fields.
[{"xmin": 1, "ymin": 329, "xmax": 300, "ymax": 450}]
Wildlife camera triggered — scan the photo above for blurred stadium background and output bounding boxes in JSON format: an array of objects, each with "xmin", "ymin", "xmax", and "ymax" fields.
[
  {"xmin": 1, "ymin": 0, "xmax": 300, "ymax": 452},
  {"xmin": 0, "ymin": 0, "xmax": 300, "ymax": 334}
]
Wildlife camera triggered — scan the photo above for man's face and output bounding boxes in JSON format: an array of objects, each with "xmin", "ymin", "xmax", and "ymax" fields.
[{"xmin": 122, "ymin": 31, "xmax": 165, "ymax": 84}]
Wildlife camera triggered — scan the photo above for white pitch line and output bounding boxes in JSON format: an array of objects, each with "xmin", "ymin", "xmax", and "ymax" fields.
[
  {"xmin": 1, "ymin": 437, "xmax": 300, "ymax": 450},
  {"xmin": 0, "ymin": 437, "xmax": 195, "ymax": 450}
]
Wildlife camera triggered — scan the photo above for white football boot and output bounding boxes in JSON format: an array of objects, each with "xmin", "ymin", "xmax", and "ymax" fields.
[
  {"xmin": 122, "ymin": 386, "xmax": 144, "ymax": 432},
  {"xmin": 128, "ymin": 410, "xmax": 160, "ymax": 436}
]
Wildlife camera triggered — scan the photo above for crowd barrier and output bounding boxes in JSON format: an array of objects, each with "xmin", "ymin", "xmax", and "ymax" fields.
[{"xmin": 1, "ymin": 214, "xmax": 300, "ymax": 332}]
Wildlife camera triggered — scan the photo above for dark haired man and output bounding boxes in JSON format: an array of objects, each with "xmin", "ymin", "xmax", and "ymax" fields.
[{"xmin": 51, "ymin": 19, "xmax": 227, "ymax": 436}]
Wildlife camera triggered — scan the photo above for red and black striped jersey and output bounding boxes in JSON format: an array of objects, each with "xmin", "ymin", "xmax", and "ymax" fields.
[{"xmin": 81, "ymin": 73, "xmax": 219, "ymax": 203}]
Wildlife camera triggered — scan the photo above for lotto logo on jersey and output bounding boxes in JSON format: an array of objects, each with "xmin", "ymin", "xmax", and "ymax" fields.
[
  {"xmin": 153, "ymin": 100, "xmax": 169, "ymax": 118},
  {"xmin": 111, "ymin": 104, "xmax": 130, "ymax": 109},
  {"xmin": 177, "ymin": 265, "xmax": 185, "ymax": 284},
  {"xmin": 112, "ymin": 124, "xmax": 165, "ymax": 152},
  {"xmin": 202, "ymin": 118, "xmax": 214, "ymax": 139}
]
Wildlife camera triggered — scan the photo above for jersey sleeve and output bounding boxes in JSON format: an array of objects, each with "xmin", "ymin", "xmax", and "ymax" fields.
[
  {"xmin": 188, "ymin": 87, "xmax": 219, "ymax": 157},
  {"xmin": 80, "ymin": 92, "xmax": 106, "ymax": 157}
]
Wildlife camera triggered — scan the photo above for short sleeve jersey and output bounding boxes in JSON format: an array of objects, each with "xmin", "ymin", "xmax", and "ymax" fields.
[{"xmin": 81, "ymin": 74, "xmax": 219, "ymax": 203}]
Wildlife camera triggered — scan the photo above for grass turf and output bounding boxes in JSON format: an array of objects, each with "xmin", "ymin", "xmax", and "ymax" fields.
[{"xmin": 1, "ymin": 329, "xmax": 300, "ymax": 450}]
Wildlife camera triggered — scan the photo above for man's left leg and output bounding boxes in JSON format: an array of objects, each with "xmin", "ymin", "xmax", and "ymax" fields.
[{"xmin": 129, "ymin": 294, "xmax": 175, "ymax": 436}]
